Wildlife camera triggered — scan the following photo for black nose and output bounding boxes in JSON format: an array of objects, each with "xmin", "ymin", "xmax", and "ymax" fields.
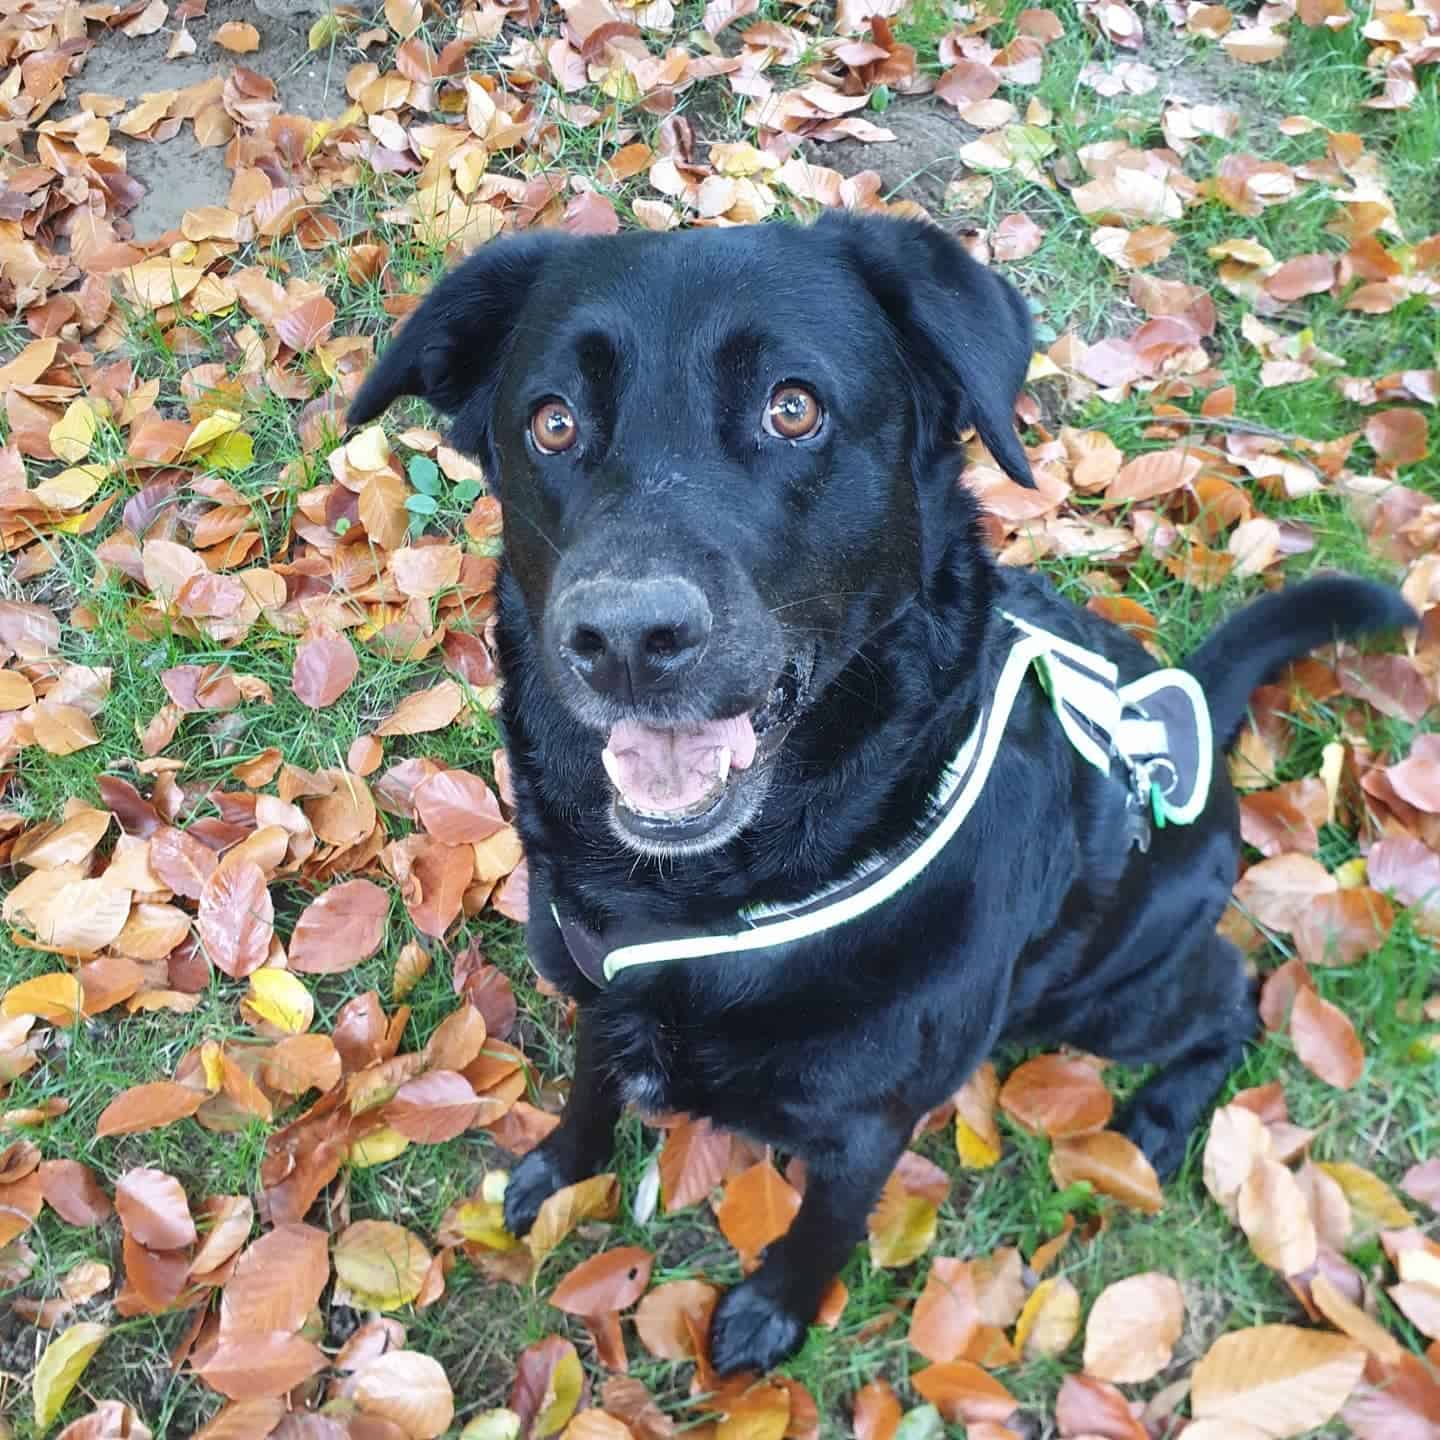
[{"xmin": 553, "ymin": 577, "xmax": 712, "ymax": 701}]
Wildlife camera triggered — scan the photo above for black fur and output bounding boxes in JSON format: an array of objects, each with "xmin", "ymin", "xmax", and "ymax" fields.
[{"xmin": 350, "ymin": 215, "xmax": 1415, "ymax": 1376}]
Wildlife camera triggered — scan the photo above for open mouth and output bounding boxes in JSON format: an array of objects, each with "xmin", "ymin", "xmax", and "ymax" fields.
[{"xmin": 600, "ymin": 655, "xmax": 811, "ymax": 847}]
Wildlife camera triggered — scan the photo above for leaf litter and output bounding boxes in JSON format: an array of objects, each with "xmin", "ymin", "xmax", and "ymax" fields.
[{"xmin": 0, "ymin": 0, "xmax": 1439, "ymax": 1433}]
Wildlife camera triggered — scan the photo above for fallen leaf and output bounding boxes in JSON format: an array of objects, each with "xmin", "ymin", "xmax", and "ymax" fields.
[
  {"xmin": 634, "ymin": 1280, "xmax": 717, "ymax": 1359},
  {"xmin": 1014, "ymin": 1275, "xmax": 1080, "ymax": 1357},
  {"xmin": 197, "ymin": 862, "xmax": 273, "ymax": 979},
  {"xmin": 551, "ymin": 1247, "xmax": 654, "ymax": 1316},
  {"xmin": 1238, "ymin": 1156, "xmax": 1318, "ymax": 1275},
  {"xmin": 334, "ymin": 1220, "xmax": 431, "ymax": 1309},
  {"xmin": 999, "ymin": 1055, "xmax": 1112, "ymax": 1137},
  {"xmin": 384, "ymin": 1070, "xmax": 482, "ymax": 1142},
  {"xmin": 1290, "ymin": 987, "xmax": 1365, "ymax": 1088},
  {"xmin": 717, "ymin": 1161, "xmax": 801, "ymax": 1269},
  {"xmin": 1049, "ymin": 1131, "xmax": 1164, "ymax": 1213},
  {"xmin": 1082, "ymin": 1272, "xmax": 1184, "ymax": 1381},
  {"xmin": 910, "ymin": 1257, "xmax": 980, "ymax": 1363},
  {"xmin": 911, "ymin": 1362, "xmax": 1017, "ymax": 1427},
  {"xmin": 512, "ymin": 1336, "xmax": 583, "ymax": 1439},
  {"xmin": 96, "ymin": 1081, "xmax": 205, "ymax": 1139},
  {"xmin": 1190, "ymin": 1325, "xmax": 1364, "ymax": 1436},
  {"xmin": 115, "ymin": 1168, "xmax": 195, "ymax": 1249},
  {"xmin": 353, "ymin": 1349, "xmax": 456, "ymax": 1438},
  {"xmin": 288, "ymin": 879, "xmax": 390, "ymax": 973},
  {"xmin": 34, "ymin": 1323, "xmax": 109, "ymax": 1433},
  {"xmin": 292, "ymin": 624, "xmax": 359, "ymax": 709},
  {"xmin": 214, "ymin": 20, "xmax": 260, "ymax": 52},
  {"xmin": 527, "ymin": 1175, "xmax": 619, "ymax": 1267}
]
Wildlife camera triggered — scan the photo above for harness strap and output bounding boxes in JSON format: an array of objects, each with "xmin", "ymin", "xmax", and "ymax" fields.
[{"xmin": 554, "ymin": 612, "xmax": 1214, "ymax": 985}]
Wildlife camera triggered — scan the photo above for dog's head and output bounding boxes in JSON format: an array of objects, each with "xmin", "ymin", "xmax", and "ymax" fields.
[{"xmin": 349, "ymin": 215, "xmax": 1034, "ymax": 856}]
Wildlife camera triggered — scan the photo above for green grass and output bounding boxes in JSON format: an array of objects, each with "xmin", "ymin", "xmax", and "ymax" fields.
[{"xmin": 2, "ymin": 0, "xmax": 1438, "ymax": 1435}]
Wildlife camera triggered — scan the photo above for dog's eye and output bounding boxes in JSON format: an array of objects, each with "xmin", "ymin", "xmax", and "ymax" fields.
[
  {"xmin": 765, "ymin": 385, "xmax": 823, "ymax": 441},
  {"xmin": 530, "ymin": 400, "xmax": 578, "ymax": 454}
]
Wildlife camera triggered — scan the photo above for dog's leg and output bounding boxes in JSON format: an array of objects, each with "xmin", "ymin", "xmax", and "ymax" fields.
[
  {"xmin": 503, "ymin": 1007, "xmax": 622, "ymax": 1237},
  {"xmin": 708, "ymin": 1111, "xmax": 911, "ymax": 1376},
  {"xmin": 1112, "ymin": 934, "xmax": 1256, "ymax": 1178}
]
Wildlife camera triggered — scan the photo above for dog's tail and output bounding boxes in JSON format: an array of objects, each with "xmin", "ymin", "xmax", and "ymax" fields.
[{"xmin": 1185, "ymin": 577, "xmax": 1417, "ymax": 750}]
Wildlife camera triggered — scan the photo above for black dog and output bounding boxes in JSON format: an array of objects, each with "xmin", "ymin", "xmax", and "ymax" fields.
[{"xmin": 348, "ymin": 214, "xmax": 1413, "ymax": 1376}]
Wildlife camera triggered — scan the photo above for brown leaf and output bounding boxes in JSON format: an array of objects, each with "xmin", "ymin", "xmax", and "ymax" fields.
[
  {"xmin": 384, "ymin": 1070, "xmax": 482, "ymax": 1143},
  {"xmin": 288, "ymin": 879, "xmax": 390, "ymax": 974},
  {"xmin": 717, "ymin": 1160, "xmax": 802, "ymax": 1269},
  {"xmin": 1238, "ymin": 779, "xmax": 1327, "ymax": 857},
  {"xmin": 634, "ymin": 1279, "xmax": 717, "ymax": 1359},
  {"xmin": 992, "ymin": 214, "xmax": 1045, "ymax": 261},
  {"xmin": 1190, "ymin": 1325, "xmax": 1365, "ymax": 1436},
  {"xmin": 551, "ymin": 1246, "xmax": 654, "ymax": 1317},
  {"xmin": 40, "ymin": 1160, "xmax": 113, "ymax": 1226},
  {"xmin": 198, "ymin": 861, "xmax": 274, "ymax": 979},
  {"xmin": 275, "ymin": 296, "xmax": 336, "ymax": 352},
  {"xmin": 406, "ymin": 840, "xmax": 473, "ymax": 938},
  {"xmin": 391, "ymin": 545, "xmax": 462, "ymax": 600},
  {"xmin": 1366, "ymin": 408, "xmax": 1429, "ymax": 466},
  {"xmin": 219, "ymin": 1223, "xmax": 327, "ymax": 1334},
  {"xmin": 1342, "ymin": 1353, "xmax": 1440, "ymax": 1438},
  {"xmin": 115, "ymin": 1167, "xmax": 196, "ymax": 1249},
  {"xmin": 1402, "ymin": 1158, "xmax": 1440, "ymax": 1211},
  {"xmin": 1310, "ymin": 1272, "xmax": 1405, "ymax": 1365},
  {"xmin": 660, "ymin": 1116, "xmax": 733, "ymax": 1212},
  {"xmin": 1232, "ymin": 854, "xmax": 1336, "ymax": 933},
  {"xmin": 1293, "ymin": 889, "xmax": 1394, "ymax": 967},
  {"xmin": 1049, "ymin": 1131, "xmax": 1164, "ymax": 1213},
  {"xmin": 1265, "ymin": 253, "xmax": 1337, "ymax": 301},
  {"xmin": 96, "ymin": 1081, "xmax": 206, "ymax": 1139},
  {"xmin": 292, "ymin": 624, "xmax": 358, "ymax": 709},
  {"xmin": 511, "ymin": 1335, "xmax": 583, "ymax": 1439},
  {"xmin": 1055, "ymin": 1374, "xmax": 1146, "ymax": 1439},
  {"xmin": 1082, "ymin": 1272, "xmax": 1184, "ymax": 1382},
  {"xmin": 998, "ymin": 1055, "xmax": 1112, "ymax": 1137},
  {"xmin": 194, "ymin": 1331, "xmax": 326, "ymax": 1400},
  {"xmin": 911, "ymin": 1362, "xmax": 1017, "ymax": 1427},
  {"xmin": 1290, "ymin": 987, "xmax": 1365, "ymax": 1088},
  {"xmin": 151, "ymin": 826, "xmax": 218, "ymax": 899},
  {"xmin": 414, "ymin": 769, "xmax": 507, "ymax": 844}
]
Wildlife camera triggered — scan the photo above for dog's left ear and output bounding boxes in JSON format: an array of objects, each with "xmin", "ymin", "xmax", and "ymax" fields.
[
  {"xmin": 347, "ymin": 231, "xmax": 573, "ymax": 430},
  {"xmin": 834, "ymin": 214, "xmax": 1036, "ymax": 488}
]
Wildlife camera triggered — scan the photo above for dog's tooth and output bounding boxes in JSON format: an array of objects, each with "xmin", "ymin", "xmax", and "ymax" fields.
[
  {"xmin": 716, "ymin": 746, "xmax": 732, "ymax": 784},
  {"xmin": 601, "ymin": 748, "xmax": 624, "ymax": 792}
]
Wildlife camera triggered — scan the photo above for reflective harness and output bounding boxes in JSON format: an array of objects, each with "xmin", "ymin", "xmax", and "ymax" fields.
[{"xmin": 555, "ymin": 612, "xmax": 1213, "ymax": 987}]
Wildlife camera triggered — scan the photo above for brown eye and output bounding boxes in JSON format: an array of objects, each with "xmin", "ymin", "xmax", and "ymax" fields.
[
  {"xmin": 765, "ymin": 384, "xmax": 823, "ymax": 441},
  {"xmin": 530, "ymin": 400, "xmax": 577, "ymax": 454}
]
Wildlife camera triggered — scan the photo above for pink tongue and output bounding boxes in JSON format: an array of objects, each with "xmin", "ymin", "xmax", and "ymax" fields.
[{"xmin": 603, "ymin": 714, "xmax": 757, "ymax": 814}]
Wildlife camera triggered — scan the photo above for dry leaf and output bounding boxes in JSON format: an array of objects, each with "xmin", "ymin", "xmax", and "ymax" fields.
[{"xmin": 1082, "ymin": 1272, "xmax": 1184, "ymax": 1382}]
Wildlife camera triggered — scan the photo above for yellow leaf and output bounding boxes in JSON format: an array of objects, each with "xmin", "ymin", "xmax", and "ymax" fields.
[
  {"xmin": 1317, "ymin": 1162, "xmax": 1413, "ymax": 1237},
  {"xmin": 955, "ymin": 1116, "xmax": 1002, "ymax": 1169},
  {"xmin": 34, "ymin": 1322, "xmax": 108, "ymax": 1432},
  {"xmin": 526, "ymin": 1174, "xmax": 620, "ymax": 1267},
  {"xmin": 201, "ymin": 1039, "xmax": 224, "ymax": 1092},
  {"xmin": 347, "ymin": 424, "xmax": 393, "ymax": 472},
  {"xmin": 349, "ymin": 1125, "xmax": 412, "ymax": 1167},
  {"xmin": 183, "ymin": 410, "xmax": 241, "ymax": 455},
  {"xmin": 33, "ymin": 464, "xmax": 108, "ymax": 511},
  {"xmin": 1013, "ymin": 1276, "xmax": 1080, "ymax": 1357},
  {"xmin": 461, "ymin": 1411, "xmax": 522, "ymax": 1440},
  {"xmin": 536, "ymin": 1345, "xmax": 583, "ymax": 1439},
  {"xmin": 49, "ymin": 400, "xmax": 98, "ymax": 464},
  {"xmin": 244, "ymin": 968, "xmax": 314, "ymax": 1034},
  {"xmin": 868, "ymin": 1192, "xmax": 938, "ymax": 1269},
  {"xmin": 1, "ymin": 972, "xmax": 83, "ymax": 1026},
  {"xmin": 450, "ymin": 1199, "xmax": 518, "ymax": 1252}
]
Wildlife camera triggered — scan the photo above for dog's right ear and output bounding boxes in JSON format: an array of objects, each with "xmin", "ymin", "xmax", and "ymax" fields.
[{"xmin": 347, "ymin": 231, "xmax": 571, "ymax": 428}]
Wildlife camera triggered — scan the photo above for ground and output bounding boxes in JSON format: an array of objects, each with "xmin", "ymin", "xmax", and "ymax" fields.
[{"xmin": 0, "ymin": 0, "xmax": 1438, "ymax": 1437}]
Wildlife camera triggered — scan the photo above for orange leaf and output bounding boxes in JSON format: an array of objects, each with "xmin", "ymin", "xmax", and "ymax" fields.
[
  {"xmin": 1104, "ymin": 447, "xmax": 1203, "ymax": 503},
  {"xmin": 39, "ymin": 1160, "xmax": 113, "ymax": 1227},
  {"xmin": 1290, "ymin": 988, "xmax": 1364, "ymax": 1089},
  {"xmin": 275, "ymin": 295, "xmax": 336, "ymax": 352},
  {"xmin": 660, "ymin": 1115, "xmax": 733, "ymax": 1212},
  {"xmin": 998, "ymin": 1055, "xmax": 1112, "ymax": 1137},
  {"xmin": 1049, "ymin": 1131, "xmax": 1164, "ymax": 1213},
  {"xmin": 551, "ymin": 1246, "xmax": 654, "ymax": 1317},
  {"xmin": 1056, "ymin": 1374, "xmax": 1146, "ymax": 1439},
  {"xmin": 911, "ymin": 1257, "xmax": 982, "ymax": 1366},
  {"xmin": 96, "ymin": 1081, "xmax": 205, "ymax": 1139},
  {"xmin": 527, "ymin": 1174, "xmax": 620, "ymax": 1267},
  {"xmin": 213, "ymin": 20, "xmax": 260, "ymax": 52},
  {"xmin": 911, "ymin": 1362, "xmax": 1017, "ymax": 1427},
  {"xmin": 716, "ymin": 1161, "xmax": 801, "ymax": 1269},
  {"xmin": 376, "ymin": 680, "xmax": 465, "ymax": 736},
  {"xmin": 1238, "ymin": 1157, "xmax": 1317, "ymax": 1275},
  {"xmin": 187, "ymin": 1196, "xmax": 254, "ymax": 1278},
  {"xmin": 852, "ymin": 1380, "xmax": 902, "ymax": 1440},
  {"xmin": 194, "ymin": 1331, "xmax": 326, "ymax": 1400},
  {"xmin": 634, "ymin": 1279, "xmax": 718, "ymax": 1359},
  {"xmin": 219, "ymin": 1223, "xmax": 328, "ymax": 1334}
]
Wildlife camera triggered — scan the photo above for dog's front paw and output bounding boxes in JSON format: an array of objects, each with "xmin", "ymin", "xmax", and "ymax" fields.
[
  {"xmin": 503, "ymin": 1145, "xmax": 576, "ymax": 1238},
  {"xmin": 708, "ymin": 1275, "xmax": 811, "ymax": 1376},
  {"xmin": 1116, "ymin": 1096, "xmax": 1188, "ymax": 1181}
]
